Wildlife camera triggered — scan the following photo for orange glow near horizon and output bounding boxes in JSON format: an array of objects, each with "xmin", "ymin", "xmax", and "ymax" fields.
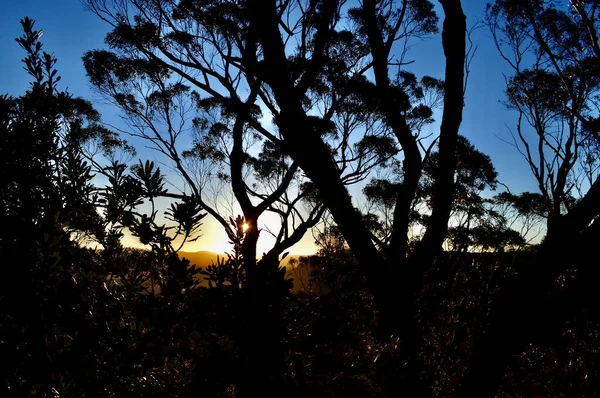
[{"xmin": 117, "ymin": 215, "xmax": 317, "ymax": 256}]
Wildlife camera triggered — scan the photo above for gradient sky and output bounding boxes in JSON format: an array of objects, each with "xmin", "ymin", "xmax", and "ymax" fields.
[{"xmin": 0, "ymin": 0, "xmax": 537, "ymax": 254}]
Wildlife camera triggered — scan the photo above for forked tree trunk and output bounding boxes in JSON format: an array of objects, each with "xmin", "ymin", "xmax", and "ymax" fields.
[{"xmin": 245, "ymin": 0, "xmax": 466, "ymax": 395}]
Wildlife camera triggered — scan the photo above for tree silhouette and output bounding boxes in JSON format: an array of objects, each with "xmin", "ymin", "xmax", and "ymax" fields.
[
  {"xmin": 82, "ymin": 2, "xmax": 466, "ymax": 393},
  {"xmin": 362, "ymin": 134, "xmax": 527, "ymax": 253},
  {"xmin": 4, "ymin": 8, "xmax": 600, "ymax": 395},
  {"xmin": 1, "ymin": 18, "xmax": 210, "ymax": 396},
  {"xmin": 0, "ymin": 18, "xmax": 117, "ymax": 394},
  {"xmin": 453, "ymin": 2, "xmax": 600, "ymax": 395},
  {"xmin": 13, "ymin": 0, "xmax": 600, "ymax": 396}
]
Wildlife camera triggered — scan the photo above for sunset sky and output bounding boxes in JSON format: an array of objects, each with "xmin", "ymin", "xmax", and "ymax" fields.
[{"xmin": 0, "ymin": 0, "xmax": 538, "ymax": 254}]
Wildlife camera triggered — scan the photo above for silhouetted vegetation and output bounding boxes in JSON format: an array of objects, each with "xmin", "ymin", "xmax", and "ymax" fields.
[{"xmin": 2, "ymin": 0, "xmax": 600, "ymax": 396}]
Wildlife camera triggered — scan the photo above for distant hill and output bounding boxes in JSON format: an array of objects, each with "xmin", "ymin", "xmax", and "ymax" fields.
[
  {"xmin": 178, "ymin": 251, "xmax": 225, "ymax": 269},
  {"xmin": 177, "ymin": 251, "xmax": 314, "ymax": 292},
  {"xmin": 178, "ymin": 250, "xmax": 306, "ymax": 268}
]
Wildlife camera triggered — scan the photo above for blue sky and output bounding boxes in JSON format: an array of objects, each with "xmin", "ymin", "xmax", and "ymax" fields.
[
  {"xmin": 2, "ymin": 1, "xmax": 106, "ymax": 97},
  {"xmin": 0, "ymin": 0, "xmax": 538, "ymax": 253}
]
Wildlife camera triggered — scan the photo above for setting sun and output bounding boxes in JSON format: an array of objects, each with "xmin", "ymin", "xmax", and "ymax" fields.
[{"xmin": 242, "ymin": 222, "xmax": 249, "ymax": 232}]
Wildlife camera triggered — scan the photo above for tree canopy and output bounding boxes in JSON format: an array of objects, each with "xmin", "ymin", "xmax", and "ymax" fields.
[{"xmin": 3, "ymin": 1, "xmax": 600, "ymax": 396}]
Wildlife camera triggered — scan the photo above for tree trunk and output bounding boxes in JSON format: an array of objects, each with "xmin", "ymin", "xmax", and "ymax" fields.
[
  {"xmin": 246, "ymin": 1, "xmax": 466, "ymax": 395},
  {"xmin": 246, "ymin": 0, "xmax": 390, "ymax": 310},
  {"xmin": 413, "ymin": 0, "xmax": 466, "ymax": 270}
]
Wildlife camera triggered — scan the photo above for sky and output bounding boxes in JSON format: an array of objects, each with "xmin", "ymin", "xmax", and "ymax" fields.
[{"xmin": 0, "ymin": 0, "xmax": 539, "ymax": 254}]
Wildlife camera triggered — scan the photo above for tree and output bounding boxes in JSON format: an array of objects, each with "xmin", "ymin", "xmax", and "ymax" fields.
[
  {"xmin": 487, "ymin": 0, "xmax": 600, "ymax": 235},
  {"xmin": 0, "ymin": 18, "xmax": 118, "ymax": 393},
  {"xmin": 1, "ymin": 18, "xmax": 209, "ymax": 396},
  {"xmin": 83, "ymin": 0, "xmax": 467, "ymax": 394},
  {"xmin": 363, "ymin": 134, "xmax": 527, "ymax": 253},
  {"xmin": 453, "ymin": 2, "xmax": 600, "ymax": 395},
  {"xmin": 492, "ymin": 191, "xmax": 547, "ymax": 242},
  {"xmin": 422, "ymin": 135, "xmax": 503, "ymax": 251}
]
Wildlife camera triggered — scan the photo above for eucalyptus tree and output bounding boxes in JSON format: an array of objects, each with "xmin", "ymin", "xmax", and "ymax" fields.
[
  {"xmin": 363, "ymin": 134, "xmax": 526, "ymax": 253},
  {"xmin": 85, "ymin": 0, "xmax": 464, "ymax": 310},
  {"xmin": 84, "ymin": 0, "xmax": 467, "ymax": 394},
  {"xmin": 487, "ymin": 0, "xmax": 600, "ymax": 237},
  {"xmin": 423, "ymin": 135, "xmax": 501, "ymax": 249},
  {"xmin": 452, "ymin": 2, "xmax": 600, "ymax": 395}
]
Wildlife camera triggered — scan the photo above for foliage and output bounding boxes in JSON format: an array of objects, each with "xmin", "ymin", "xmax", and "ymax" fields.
[
  {"xmin": 4, "ymin": 1, "xmax": 600, "ymax": 397},
  {"xmin": 0, "ymin": 19, "xmax": 204, "ymax": 397}
]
